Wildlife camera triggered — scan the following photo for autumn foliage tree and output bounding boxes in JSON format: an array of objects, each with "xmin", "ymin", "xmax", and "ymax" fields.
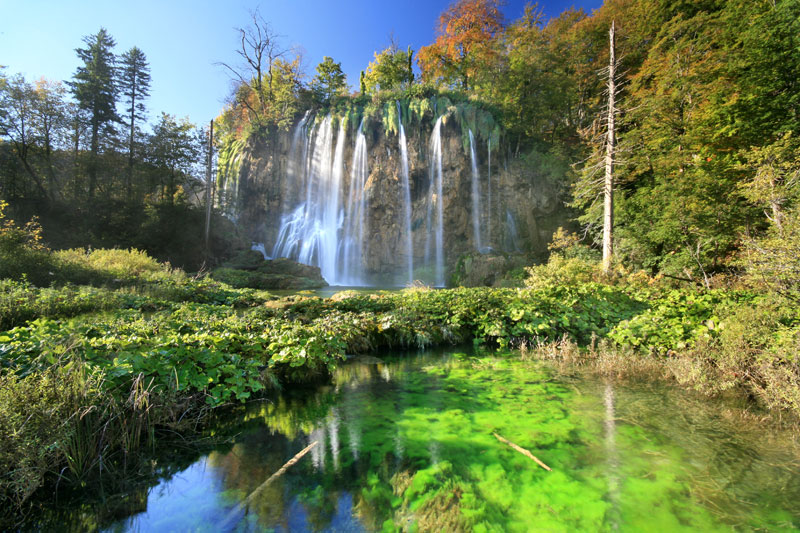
[{"xmin": 417, "ymin": 0, "xmax": 503, "ymax": 91}]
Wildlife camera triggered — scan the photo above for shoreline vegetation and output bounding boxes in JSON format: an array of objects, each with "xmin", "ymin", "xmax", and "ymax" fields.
[{"xmin": 2, "ymin": 213, "xmax": 799, "ymax": 527}]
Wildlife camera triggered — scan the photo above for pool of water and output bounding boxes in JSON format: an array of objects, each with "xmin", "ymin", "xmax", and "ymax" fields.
[{"xmin": 27, "ymin": 348, "xmax": 800, "ymax": 531}]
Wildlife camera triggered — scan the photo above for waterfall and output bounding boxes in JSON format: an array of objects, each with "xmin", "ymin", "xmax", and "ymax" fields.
[
  {"xmin": 506, "ymin": 209, "xmax": 521, "ymax": 253},
  {"xmin": 397, "ymin": 102, "xmax": 413, "ymax": 285},
  {"xmin": 469, "ymin": 130, "xmax": 483, "ymax": 252},
  {"xmin": 425, "ymin": 117, "xmax": 445, "ymax": 287},
  {"xmin": 272, "ymin": 116, "xmax": 347, "ymax": 284},
  {"xmin": 340, "ymin": 120, "xmax": 368, "ymax": 285},
  {"xmin": 272, "ymin": 115, "xmax": 371, "ymax": 286},
  {"xmin": 250, "ymin": 242, "xmax": 269, "ymax": 260},
  {"xmin": 287, "ymin": 111, "xmax": 310, "ymax": 192}
]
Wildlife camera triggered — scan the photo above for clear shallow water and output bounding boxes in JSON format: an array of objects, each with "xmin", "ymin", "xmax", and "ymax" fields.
[{"xmin": 29, "ymin": 348, "xmax": 800, "ymax": 532}]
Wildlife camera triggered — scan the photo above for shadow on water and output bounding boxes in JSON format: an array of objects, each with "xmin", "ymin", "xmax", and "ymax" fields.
[{"xmin": 24, "ymin": 346, "xmax": 800, "ymax": 532}]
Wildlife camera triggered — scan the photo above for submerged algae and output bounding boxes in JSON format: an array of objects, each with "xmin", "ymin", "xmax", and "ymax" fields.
[{"xmin": 27, "ymin": 349, "xmax": 800, "ymax": 532}]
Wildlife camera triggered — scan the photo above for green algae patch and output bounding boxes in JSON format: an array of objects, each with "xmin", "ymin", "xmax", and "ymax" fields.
[{"xmin": 26, "ymin": 349, "xmax": 800, "ymax": 531}]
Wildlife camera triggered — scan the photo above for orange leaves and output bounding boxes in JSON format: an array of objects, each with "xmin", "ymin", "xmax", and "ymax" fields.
[{"xmin": 417, "ymin": 0, "xmax": 503, "ymax": 89}]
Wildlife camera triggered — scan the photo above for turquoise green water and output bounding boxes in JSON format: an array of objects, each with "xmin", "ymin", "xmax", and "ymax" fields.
[{"xmin": 28, "ymin": 349, "xmax": 800, "ymax": 531}]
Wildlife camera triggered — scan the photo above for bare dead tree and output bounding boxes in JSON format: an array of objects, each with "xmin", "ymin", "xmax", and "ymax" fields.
[
  {"xmin": 602, "ymin": 21, "xmax": 616, "ymax": 274},
  {"xmin": 216, "ymin": 10, "xmax": 292, "ymax": 125}
]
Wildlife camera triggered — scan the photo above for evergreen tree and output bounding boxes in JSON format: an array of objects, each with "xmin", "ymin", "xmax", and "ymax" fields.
[
  {"xmin": 118, "ymin": 46, "xmax": 151, "ymax": 197},
  {"xmin": 69, "ymin": 28, "xmax": 118, "ymax": 198},
  {"xmin": 310, "ymin": 57, "xmax": 346, "ymax": 105}
]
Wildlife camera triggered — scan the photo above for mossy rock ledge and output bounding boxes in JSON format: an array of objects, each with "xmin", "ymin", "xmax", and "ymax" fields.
[{"xmin": 212, "ymin": 251, "xmax": 328, "ymax": 290}]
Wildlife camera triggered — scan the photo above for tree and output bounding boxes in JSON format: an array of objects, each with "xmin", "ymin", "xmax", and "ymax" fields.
[
  {"xmin": 118, "ymin": 46, "xmax": 151, "ymax": 197},
  {"xmin": 0, "ymin": 74, "xmax": 49, "ymax": 198},
  {"xmin": 739, "ymin": 134, "xmax": 800, "ymax": 235},
  {"xmin": 602, "ymin": 21, "xmax": 616, "ymax": 273},
  {"xmin": 612, "ymin": 9, "xmax": 747, "ymax": 281},
  {"xmin": 69, "ymin": 28, "xmax": 119, "ymax": 198},
  {"xmin": 148, "ymin": 113, "xmax": 198, "ymax": 203},
  {"xmin": 417, "ymin": 0, "xmax": 503, "ymax": 90},
  {"xmin": 363, "ymin": 43, "xmax": 414, "ymax": 93},
  {"xmin": 310, "ymin": 56, "xmax": 346, "ymax": 105},
  {"xmin": 493, "ymin": 5, "xmax": 591, "ymax": 147},
  {"xmin": 218, "ymin": 10, "xmax": 292, "ymax": 128}
]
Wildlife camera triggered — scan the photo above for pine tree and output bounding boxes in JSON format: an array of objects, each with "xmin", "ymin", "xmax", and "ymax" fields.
[
  {"xmin": 69, "ymin": 28, "xmax": 119, "ymax": 199},
  {"xmin": 118, "ymin": 46, "xmax": 151, "ymax": 198}
]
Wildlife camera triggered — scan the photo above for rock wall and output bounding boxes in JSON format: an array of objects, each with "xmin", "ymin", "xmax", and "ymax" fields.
[{"xmin": 218, "ymin": 104, "xmax": 570, "ymax": 285}]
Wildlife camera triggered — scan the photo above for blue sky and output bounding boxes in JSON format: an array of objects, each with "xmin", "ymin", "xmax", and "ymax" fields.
[{"xmin": 1, "ymin": 0, "xmax": 603, "ymax": 129}]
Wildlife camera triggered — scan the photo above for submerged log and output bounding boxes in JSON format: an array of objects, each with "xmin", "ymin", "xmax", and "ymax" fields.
[
  {"xmin": 221, "ymin": 441, "xmax": 319, "ymax": 527},
  {"xmin": 494, "ymin": 433, "xmax": 552, "ymax": 471}
]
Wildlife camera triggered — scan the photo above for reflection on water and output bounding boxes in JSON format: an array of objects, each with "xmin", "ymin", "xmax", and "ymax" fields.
[{"xmin": 28, "ymin": 348, "xmax": 800, "ymax": 531}]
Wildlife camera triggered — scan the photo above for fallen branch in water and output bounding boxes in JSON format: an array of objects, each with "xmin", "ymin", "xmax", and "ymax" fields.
[
  {"xmin": 221, "ymin": 440, "xmax": 319, "ymax": 528},
  {"xmin": 494, "ymin": 433, "xmax": 552, "ymax": 471}
]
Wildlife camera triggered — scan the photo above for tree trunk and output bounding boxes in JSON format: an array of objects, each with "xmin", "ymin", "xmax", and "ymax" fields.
[
  {"xmin": 205, "ymin": 120, "xmax": 214, "ymax": 252},
  {"xmin": 602, "ymin": 21, "xmax": 616, "ymax": 274},
  {"xmin": 89, "ymin": 119, "xmax": 99, "ymax": 199},
  {"xmin": 127, "ymin": 82, "xmax": 136, "ymax": 200}
]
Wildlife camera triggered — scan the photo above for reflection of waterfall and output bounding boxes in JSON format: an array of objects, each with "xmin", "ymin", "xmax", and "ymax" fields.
[
  {"xmin": 328, "ymin": 410, "xmax": 340, "ymax": 472},
  {"xmin": 310, "ymin": 426, "xmax": 326, "ymax": 472},
  {"xmin": 604, "ymin": 382, "xmax": 620, "ymax": 529},
  {"xmin": 469, "ymin": 130, "xmax": 483, "ymax": 252},
  {"xmin": 487, "ymin": 139, "xmax": 492, "ymax": 250},
  {"xmin": 272, "ymin": 116, "xmax": 368, "ymax": 286},
  {"xmin": 397, "ymin": 103, "xmax": 413, "ymax": 285},
  {"xmin": 347, "ymin": 416, "xmax": 360, "ymax": 462},
  {"xmin": 425, "ymin": 117, "xmax": 445, "ymax": 287}
]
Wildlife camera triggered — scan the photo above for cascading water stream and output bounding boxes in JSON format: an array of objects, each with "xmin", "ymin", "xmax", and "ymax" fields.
[
  {"xmin": 469, "ymin": 130, "xmax": 483, "ymax": 253},
  {"xmin": 272, "ymin": 116, "xmax": 348, "ymax": 284},
  {"xmin": 397, "ymin": 102, "xmax": 413, "ymax": 285},
  {"xmin": 506, "ymin": 209, "xmax": 521, "ymax": 253},
  {"xmin": 339, "ymin": 119, "xmax": 369, "ymax": 286},
  {"xmin": 425, "ymin": 117, "xmax": 445, "ymax": 287}
]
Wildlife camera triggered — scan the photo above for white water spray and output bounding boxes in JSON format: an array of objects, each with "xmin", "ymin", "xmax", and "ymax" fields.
[
  {"xmin": 425, "ymin": 117, "xmax": 445, "ymax": 286},
  {"xmin": 397, "ymin": 102, "xmax": 414, "ymax": 285},
  {"xmin": 468, "ymin": 130, "xmax": 483, "ymax": 252}
]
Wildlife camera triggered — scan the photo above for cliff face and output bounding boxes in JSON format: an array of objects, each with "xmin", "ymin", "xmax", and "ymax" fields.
[{"xmin": 218, "ymin": 105, "xmax": 569, "ymax": 286}]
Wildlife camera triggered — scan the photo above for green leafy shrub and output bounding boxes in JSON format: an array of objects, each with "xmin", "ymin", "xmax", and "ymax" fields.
[
  {"xmin": 670, "ymin": 295, "xmax": 800, "ymax": 416},
  {"xmin": 743, "ymin": 207, "xmax": 800, "ymax": 299},
  {"xmin": 54, "ymin": 248, "xmax": 179, "ymax": 285},
  {"xmin": 525, "ymin": 255, "xmax": 599, "ymax": 289},
  {"xmin": 0, "ymin": 364, "xmax": 105, "ymax": 510},
  {"xmin": 0, "ymin": 201, "xmax": 56, "ymax": 286},
  {"xmin": 608, "ymin": 290, "xmax": 754, "ymax": 354}
]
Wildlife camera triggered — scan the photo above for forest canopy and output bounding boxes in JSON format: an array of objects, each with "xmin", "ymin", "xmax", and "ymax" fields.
[{"xmin": 1, "ymin": 0, "xmax": 799, "ymax": 284}]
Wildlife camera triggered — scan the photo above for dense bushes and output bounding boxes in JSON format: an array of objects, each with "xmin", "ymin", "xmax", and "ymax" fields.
[{"xmin": 0, "ymin": 201, "xmax": 55, "ymax": 286}]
